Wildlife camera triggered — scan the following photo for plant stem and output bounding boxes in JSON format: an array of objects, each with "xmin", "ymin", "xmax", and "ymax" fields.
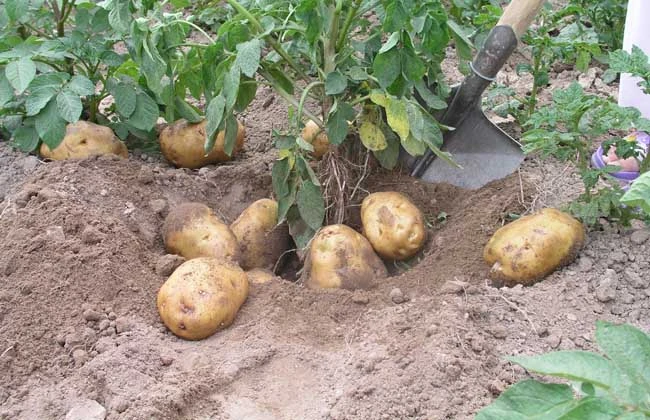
[
  {"xmin": 336, "ymin": 0, "xmax": 363, "ymax": 52},
  {"xmin": 225, "ymin": 0, "xmax": 309, "ymax": 82},
  {"xmin": 169, "ymin": 20, "xmax": 214, "ymax": 43},
  {"xmin": 298, "ymin": 81, "xmax": 324, "ymax": 124},
  {"xmin": 260, "ymin": 69, "xmax": 323, "ymax": 128},
  {"xmin": 527, "ymin": 47, "xmax": 544, "ymax": 119}
]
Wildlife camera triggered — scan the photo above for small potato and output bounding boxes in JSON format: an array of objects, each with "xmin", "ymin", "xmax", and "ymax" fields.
[
  {"xmin": 361, "ymin": 192, "xmax": 426, "ymax": 260},
  {"xmin": 483, "ymin": 208, "xmax": 586, "ymax": 287},
  {"xmin": 39, "ymin": 121, "xmax": 128, "ymax": 160},
  {"xmin": 230, "ymin": 199, "xmax": 291, "ymax": 271},
  {"xmin": 302, "ymin": 224, "xmax": 387, "ymax": 290},
  {"xmin": 157, "ymin": 257, "xmax": 249, "ymax": 340},
  {"xmin": 162, "ymin": 202, "xmax": 240, "ymax": 263},
  {"xmin": 159, "ymin": 119, "xmax": 245, "ymax": 169},
  {"xmin": 301, "ymin": 120, "xmax": 330, "ymax": 159},
  {"xmin": 246, "ymin": 268, "xmax": 278, "ymax": 284}
]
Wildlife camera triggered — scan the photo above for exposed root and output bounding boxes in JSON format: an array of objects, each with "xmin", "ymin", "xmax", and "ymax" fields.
[{"xmin": 319, "ymin": 142, "xmax": 372, "ymax": 225}]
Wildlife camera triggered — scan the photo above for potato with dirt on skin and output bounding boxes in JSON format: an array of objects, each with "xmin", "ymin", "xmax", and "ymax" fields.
[
  {"xmin": 483, "ymin": 208, "xmax": 586, "ymax": 287},
  {"xmin": 162, "ymin": 202, "xmax": 240, "ymax": 263},
  {"xmin": 301, "ymin": 120, "xmax": 330, "ymax": 159},
  {"xmin": 159, "ymin": 118, "xmax": 245, "ymax": 169},
  {"xmin": 229, "ymin": 198, "xmax": 291, "ymax": 271},
  {"xmin": 157, "ymin": 257, "xmax": 249, "ymax": 340},
  {"xmin": 302, "ymin": 224, "xmax": 387, "ymax": 290},
  {"xmin": 39, "ymin": 121, "xmax": 128, "ymax": 160},
  {"xmin": 361, "ymin": 192, "xmax": 427, "ymax": 261}
]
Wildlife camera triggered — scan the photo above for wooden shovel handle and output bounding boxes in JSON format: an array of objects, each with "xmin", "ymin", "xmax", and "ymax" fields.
[{"xmin": 497, "ymin": 0, "xmax": 546, "ymax": 39}]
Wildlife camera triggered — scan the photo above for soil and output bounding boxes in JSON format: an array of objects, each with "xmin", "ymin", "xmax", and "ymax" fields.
[{"xmin": 1, "ymin": 20, "xmax": 650, "ymax": 420}]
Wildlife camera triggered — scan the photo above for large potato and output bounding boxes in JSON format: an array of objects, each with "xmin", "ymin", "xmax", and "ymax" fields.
[
  {"xmin": 230, "ymin": 199, "xmax": 291, "ymax": 271},
  {"xmin": 483, "ymin": 208, "xmax": 586, "ymax": 287},
  {"xmin": 302, "ymin": 224, "xmax": 387, "ymax": 290},
  {"xmin": 159, "ymin": 119, "xmax": 245, "ymax": 169},
  {"xmin": 162, "ymin": 202, "xmax": 240, "ymax": 263},
  {"xmin": 246, "ymin": 268, "xmax": 278, "ymax": 284},
  {"xmin": 157, "ymin": 257, "xmax": 249, "ymax": 340},
  {"xmin": 302, "ymin": 120, "xmax": 330, "ymax": 159},
  {"xmin": 39, "ymin": 121, "xmax": 128, "ymax": 160},
  {"xmin": 361, "ymin": 192, "xmax": 426, "ymax": 260}
]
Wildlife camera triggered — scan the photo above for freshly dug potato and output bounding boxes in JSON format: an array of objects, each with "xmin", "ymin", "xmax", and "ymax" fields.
[
  {"xmin": 157, "ymin": 257, "xmax": 249, "ymax": 340},
  {"xmin": 162, "ymin": 202, "xmax": 240, "ymax": 263},
  {"xmin": 159, "ymin": 119, "xmax": 245, "ymax": 169},
  {"xmin": 483, "ymin": 208, "xmax": 586, "ymax": 287},
  {"xmin": 302, "ymin": 224, "xmax": 387, "ymax": 290},
  {"xmin": 246, "ymin": 268, "xmax": 278, "ymax": 284},
  {"xmin": 230, "ymin": 198, "xmax": 291, "ymax": 271},
  {"xmin": 360, "ymin": 192, "xmax": 426, "ymax": 260},
  {"xmin": 39, "ymin": 121, "xmax": 128, "ymax": 160},
  {"xmin": 301, "ymin": 120, "xmax": 330, "ymax": 159}
]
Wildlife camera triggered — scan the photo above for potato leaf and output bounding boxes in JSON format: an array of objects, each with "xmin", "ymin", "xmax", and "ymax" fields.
[
  {"xmin": 110, "ymin": 82, "xmax": 137, "ymax": 119},
  {"xmin": 372, "ymin": 127, "xmax": 400, "ymax": 169},
  {"xmin": 326, "ymin": 101, "xmax": 355, "ymax": 145},
  {"xmin": 12, "ymin": 125, "xmax": 40, "ymax": 152},
  {"xmin": 325, "ymin": 71, "xmax": 347, "ymax": 96},
  {"xmin": 0, "ymin": 70, "xmax": 13, "ymax": 107},
  {"xmin": 35, "ymin": 99, "xmax": 67, "ymax": 149},
  {"xmin": 620, "ymin": 172, "xmax": 650, "ymax": 215},
  {"xmin": 56, "ymin": 89, "xmax": 83, "ymax": 123},
  {"xmin": 223, "ymin": 113, "xmax": 238, "ymax": 157},
  {"xmin": 127, "ymin": 92, "xmax": 159, "ymax": 132},
  {"xmin": 359, "ymin": 121, "xmax": 387, "ymax": 151},
  {"xmin": 234, "ymin": 39, "xmax": 262, "ymax": 78},
  {"xmin": 296, "ymin": 180, "xmax": 325, "ymax": 231},
  {"xmin": 373, "ymin": 48, "xmax": 401, "ymax": 90},
  {"xmin": 5, "ymin": 57, "xmax": 36, "ymax": 94},
  {"xmin": 205, "ymin": 94, "xmax": 226, "ymax": 152},
  {"xmin": 385, "ymin": 96, "xmax": 409, "ymax": 141},
  {"xmin": 272, "ymin": 157, "xmax": 291, "ymax": 199}
]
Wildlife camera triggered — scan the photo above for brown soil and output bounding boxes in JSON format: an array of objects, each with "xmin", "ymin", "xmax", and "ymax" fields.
[{"xmin": 1, "ymin": 30, "xmax": 649, "ymax": 420}]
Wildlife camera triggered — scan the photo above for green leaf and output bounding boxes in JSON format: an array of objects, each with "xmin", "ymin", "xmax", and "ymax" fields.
[
  {"xmin": 235, "ymin": 80, "xmax": 257, "ymax": 112},
  {"xmin": 5, "ymin": 57, "xmax": 36, "ymax": 94},
  {"xmin": 224, "ymin": 66, "xmax": 240, "ymax": 111},
  {"xmin": 35, "ymin": 99, "xmax": 66, "ymax": 149},
  {"xmin": 67, "ymin": 75, "xmax": 95, "ymax": 96},
  {"xmin": 25, "ymin": 86, "xmax": 57, "ymax": 116},
  {"xmin": 296, "ymin": 180, "xmax": 325, "ymax": 231},
  {"xmin": 378, "ymin": 31, "xmax": 400, "ymax": 54},
  {"xmin": 406, "ymin": 102, "xmax": 443, "ymax": 150},
  {"xmin": 359, "ymin": 121, "xmax": 387, "ymax": 151},
  {"xmin": 12, "ymin": 125, "xmax": 40, "ymax": 152},
  {"xmin": 272, "ymin": 157, "xmax": 291, "ymax": 198},
  {"xmin": 326, "ymin": 102, "xmax": 355, "ymax": 145},
  {"xmin": 508, "ymin": 351, "xmax": 619, "ymax": 390},
  {"xmin": 347, "ymin": 66, "xmax": 369, "ymax": 81},
  {"xmin": 325, "ymin": 71, "xmax": 347, "ymax": 96},
  {"xmin": 267, "ymin": 67, "xmax": 294, "ymax": 95},
  {"xmin": 110, "ymin": 82, "xmax": 137, "ymax": 118},
  {"xmin": 127, "ymin": 92, "xmax": 158, "ymax": 131},
  {"xmin": 295, "ymin": 154, "xmax": 320, "ymax": 185},
  {"xmin": 0, "ymin": 70, "xmax": 13, "ymax": 107},
  {"xmin": 108, "ymin": 0, "xmax": 131, "ymax": 33},
  {"xmin": 401, "ymin": 133, "xmax": 426, "ymax": 156},
  {"xmin": 447, "ymin": 20, "xmax": 474, "ymax": 61},
  {"xmin": 174, "ymin": 98, "xmax": 202, "ymax": 123},
  {"xmin": 234, "ymin": 39, "xmax": 262, "ymax": 78},
  {"xmin": 56, "ymin": 90, "xmax": 83, "ymax": 123},
  {"xmin": 141, "ymin": 37, "xmax": 166, "ymax": 96},
  {"xmin": 373, "ymin": 48, "xmax": 401, "ymax": 89},
  {"xmin": 287, "ymin": 205, "xmax": 316, "ymax": 250},
  {"xmin": 595, "ymin": 321, "xmax": 650, "ymax": 393},
  {"xmin": 373, "ymin": 127, "xmax": 400, "ymax": 169},
  {"xmin": 5, "ymin": 0, "xmax": 28, "ymax": 21},
  {"xmin": 383, "ymin": 1, "xmax": 408, "ymax": 32},
  {"xmin": 369, "ymin": 90, "xmax": 388, "ymax": 107},
  {"xmin": 205, "ymin": 95, "xmax": 226, "ymax": 151},
  {"xmin": 475, "ymin": 380, "xmax": 576, "ymax": 420},
  {"xmin": 385, "ymin": 96, "xmax": 409, "ymax": 141},
  {"xmin": 223, "ymin": 113, "xmax": 239, "ymax": 157},
  {"xmin": 555, "ymin": 397, "xmax": 623, "ymax": 419},
  {"xmin": 620, "ymin": 172, "xmax": 650, "ymax": 215}
]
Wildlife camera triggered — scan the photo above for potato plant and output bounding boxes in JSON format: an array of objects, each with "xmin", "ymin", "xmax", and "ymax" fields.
[{"xmin": 174, "ymin": 0, "xmax": 474, "ymax": 248}]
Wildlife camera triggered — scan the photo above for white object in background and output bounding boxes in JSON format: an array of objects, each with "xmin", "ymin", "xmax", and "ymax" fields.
[{"xmin": 619, "ymin": 0, "xmax": 650, "ymax": 119}]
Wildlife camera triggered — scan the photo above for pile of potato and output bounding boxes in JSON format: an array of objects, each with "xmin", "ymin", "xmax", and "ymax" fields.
[
  {"xmin": 157, "ymin": 198, "xmax": 291, "ymax": 340},
  {"xmin": 302, "ymin": 191, "xmax": 427, "ymax": 290}
]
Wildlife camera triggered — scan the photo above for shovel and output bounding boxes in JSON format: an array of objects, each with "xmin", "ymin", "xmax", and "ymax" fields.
[{"xmin": 405, "ymin": 0, "xmax": 546, "ymax": 189}]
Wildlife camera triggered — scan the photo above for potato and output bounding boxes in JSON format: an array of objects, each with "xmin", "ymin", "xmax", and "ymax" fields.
[
  {"xmin": 157, "ymin": 257, "xmax": 249, "ymax": 340},
  {"xmin": 302, "ymin": 224, "xmax": 387, "ymax": 290},
  {"xmin": 483, "ymin": 208, "xmax": 586, "ymax": 287},
  {"xmin": 246, "ymin": 268, "xmax": 278, "ymax": 284},
  {"xmin": 162, "ymin": 202, "xmax": 240, "ymax": 263},
  {"xmin": 360, "ymin": 192, "xmax": 426, "ymax": 260},
  {"xmin": 159, "ymin": 119, "xmax": 245, "ymax": 169},
  {"xmin": 302, "ymin": 120, "xmax": 330, "ymax": 159},
  {"xmin": 39, "ymin": 121, "xmax": 128, "ymax": 160},
  {"xmin": 230, "ymin": 199, "xmax": 291, "ymax": 271}
]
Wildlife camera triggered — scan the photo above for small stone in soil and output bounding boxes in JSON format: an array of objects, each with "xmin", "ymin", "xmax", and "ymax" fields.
[
  {"xmin": 441, "ymin": 280, "xmax": 469, "ymax": 294},
  {"xmin": 566, "ymin": 313, "xmax": 577, "ymax": 321},
  {"xmin": 351, "ymin": 291, "xmax": 370, "ymax": 305},
  {"xmin": 81, "ymin": 226, "xmax": 105, "ymax": 245},
  {"xmin": 72, "ymin": 349, "xmax": 89, "ymax": 366},
  {"xmin": 98, "ymin": 319, "xmax": 110, "ymax": 331},
  {"xmin": 82, "ymin": 309, "xmax": 103, "ymax": 322},
  {"xmin": 149, "ymin": 199, "xmax": 168, "ymax": 216},
  {"xmin": 115, "ymin": 317, "xmax": 132, "ymax": 334},
  {"xmin": 630, "ymin": 229, "xmax": 650, "ymax": 245},
  {"xmin": 160, "ymin": 354, "xmax": 174, "ymax": 366},
  {"xmin": 390, "ymin": 288, "xmax": 406, "ymax": 304},
  {"xmin": 65, "ymin": 400, "xmax": 107, "ymax": 420}
]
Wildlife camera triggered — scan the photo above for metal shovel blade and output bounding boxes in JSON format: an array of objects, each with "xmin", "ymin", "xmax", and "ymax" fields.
[{"xmin": 417, "ymin": 108, "xmax": 524, "ymax": 189}]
